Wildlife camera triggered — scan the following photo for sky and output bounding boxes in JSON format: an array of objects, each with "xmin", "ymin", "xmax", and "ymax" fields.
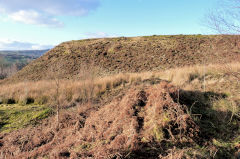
[{"xmin": 0, "ymin": 0, "xmax": 219, "ymax": 50}]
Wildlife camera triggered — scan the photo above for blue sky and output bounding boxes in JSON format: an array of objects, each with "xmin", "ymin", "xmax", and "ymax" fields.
[{"xmin": 0, "ymin": 0, "xmax": 218, "ymax": 50}]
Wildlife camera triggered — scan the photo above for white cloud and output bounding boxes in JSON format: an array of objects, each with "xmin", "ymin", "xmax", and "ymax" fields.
[
  {"xmin": 0, "ymin": 0, "xmax": 100, "ymax": 27},
  {"xmin": 8, "ymin": 10, "xmax": 63, "ymax": 27},
  {"xmin": 0, "ymin": 39, "xmax": 53, "ymax": 50},
  {"xmin": 84, "ymin": 32, "xmax": 117, "ymax": 39}
]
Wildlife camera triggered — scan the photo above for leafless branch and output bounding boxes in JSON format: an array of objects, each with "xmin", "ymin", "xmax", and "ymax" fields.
[{"xmin": 206, "ymin": 0, "xmax": 240, "ymax": 34}]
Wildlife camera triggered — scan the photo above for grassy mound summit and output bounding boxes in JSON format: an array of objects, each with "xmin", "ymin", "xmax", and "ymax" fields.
[{"xmin": 5, "ymin": 35, "xmax": 240, "ymax": 83}]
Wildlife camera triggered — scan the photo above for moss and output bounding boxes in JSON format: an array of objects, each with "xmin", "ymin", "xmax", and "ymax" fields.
[
  {"xmin": 213, "ymin": 139, "xmax": 233, "ymax": 148},
  {"xmin": 162, "ymin": 113, "xmax": 171, "ymax": 123},
  {"xmin": 153, "ymin": 126, "xmax": 163, "ymax": 142},
  {"xmin": 184, "ymin": 146, "xmax": 209, "ymax": 158},
  {"xmin": 0, "ymin": 104, "xmax": 52, "ymax": 133},
  {"xmin": 73, "ymin": 143, "xmax": 93, "ymax": 152},
  {"xmin": 141, "ymin": 137, "xmax": 148, "ymax": 143}
]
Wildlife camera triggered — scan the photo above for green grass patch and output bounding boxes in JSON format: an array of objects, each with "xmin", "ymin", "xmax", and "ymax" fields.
[{"xmin": 0, "ymin": 104, "xmax": 52, "ymax": 133}]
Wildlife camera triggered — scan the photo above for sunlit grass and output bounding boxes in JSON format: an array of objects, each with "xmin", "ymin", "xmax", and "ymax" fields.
[{"xmin": 0, "ymin": 104, "xmax": 52, "ymax": 133}]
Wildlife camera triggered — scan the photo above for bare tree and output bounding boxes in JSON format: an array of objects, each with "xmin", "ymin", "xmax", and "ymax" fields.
[
  {"xmin": 0, "ymin": 57, "xmax": 18, "ymax": 79},
  {"xmin": 206, "ymin": 0, "xmax": 240, "ymax": 34},
  {"xmin": 206, "ymin": 0, "xmax": 240, "ymax": 81},
  {"xmin": 206, "ymin": 1, "xmax": 240, "ymax": 121},
  {"xmin": 54, "ymin": 74, "xmax": 61, "ymax": 129},
  {"xmin": 0, "ymin": 57, "xmax": 6, "ymax": 79},
  {"xmin": 49, "ymin": 62, "xmax": 64, "ymax": 129}
]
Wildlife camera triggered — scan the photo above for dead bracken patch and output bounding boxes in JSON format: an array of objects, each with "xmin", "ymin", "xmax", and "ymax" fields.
[
  {"xmin": 0, "ymin": 82, "xmax": 200, "ymax": 158},
  {"xmin": 78, "ymin": 81, "xmax": 200, "ymax": 158}
]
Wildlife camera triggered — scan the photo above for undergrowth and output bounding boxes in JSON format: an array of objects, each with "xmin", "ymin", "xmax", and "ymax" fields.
[{"xmin": 0, "ymin": 62, "xmax": 239, "ymax": 158}]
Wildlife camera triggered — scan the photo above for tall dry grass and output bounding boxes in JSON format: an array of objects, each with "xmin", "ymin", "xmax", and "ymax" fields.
[
  {"xmin": 0, "ymin": 73, "xmax": 132, "ymax": 106},
  {"xmin": 0, "ymin": 62, "xmax": 239, "ymax": 106}
]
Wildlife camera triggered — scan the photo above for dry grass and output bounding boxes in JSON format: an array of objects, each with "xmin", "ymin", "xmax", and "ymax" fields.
[
  {"xmin": 158, "ymin": 62, "xmax": 240, "ymax": 86},
  {"xmin": 6, "ymin": 35, "xmax": 240, "ymax": 83},
  {"xmin": 0, "ymin": 62, "xmax": 239, "ymax": 107},
  {"xmin": 0, "ymin": 73, "xmax": 131, "ymax": 106},
  {"xmin": 0, "ymin": 82, "xmax": 200, "ymax": 158},
  {"xmin": 0, "ymin": 62, "xmax": 240, "ymax": 158}
]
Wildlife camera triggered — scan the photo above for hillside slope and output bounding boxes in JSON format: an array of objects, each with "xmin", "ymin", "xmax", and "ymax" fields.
[{"xmin": 6, "ymin": 35, "xmax": 240, "ymax": 83}]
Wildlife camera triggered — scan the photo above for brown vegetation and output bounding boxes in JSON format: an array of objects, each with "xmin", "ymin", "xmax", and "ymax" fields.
[
  {"xmin": 0, "ymin": 62, "xmax": 239, "ymax": 158},
  {"xmin": 0, "ymin": 35, "xmax": 240, "ymax": 158},
  {"xmin": 0, "ymin": 82, "xmax": 201, "ymax": 158},
  {"xmin": 1, "ymin": 62, "xmax": 239, "ymax": 107},
  {"xmin": 3, "ymin": 35, "xmax": 240, "ymax": 83}
]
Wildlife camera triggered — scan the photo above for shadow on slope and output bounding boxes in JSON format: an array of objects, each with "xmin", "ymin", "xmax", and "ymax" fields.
[{"xmin": 179, "ymin": 90, "xmax": 240, "ymax": 158}]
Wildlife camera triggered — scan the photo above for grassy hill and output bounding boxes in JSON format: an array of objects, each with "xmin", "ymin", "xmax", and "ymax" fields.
[
  {"xmin": 5, "ymin": 35, "xmax": 240, "ymax": 83},
  {"xmin": 0, "ymin": 35, "xmax": 240, "ymax": 158}
]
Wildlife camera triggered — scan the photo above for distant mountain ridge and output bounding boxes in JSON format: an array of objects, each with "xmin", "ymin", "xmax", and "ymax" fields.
[
  {"xmin": 0, "ymin": 49, "xmax": 49, "ymax": 66},
  {"xmin": 0, "ymin": 49, "xmax": 49, "ymax": 57}
]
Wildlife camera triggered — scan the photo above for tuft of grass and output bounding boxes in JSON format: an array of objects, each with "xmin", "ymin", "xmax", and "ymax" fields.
[
  {"xmin": 0, "ymin": 104, "xmax": 52, "ymax": 133},
  {"xmin": 153, "ymin": 127, "xmax": 164, "ymax": 142}
]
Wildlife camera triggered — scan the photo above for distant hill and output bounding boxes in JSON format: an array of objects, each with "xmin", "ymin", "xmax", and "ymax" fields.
[
  {"xmin": 0, "ymin": 50, "xmax": 49, "ymax": 66},
  {"xmin": 5, "ymin": 35, "xmax": 240, "ymax": 83},
  {"xmin": 0, "ymin": 49, "xmax": 49, "ymax": 57}
]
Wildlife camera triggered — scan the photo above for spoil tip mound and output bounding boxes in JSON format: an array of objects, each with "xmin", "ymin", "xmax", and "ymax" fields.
[
  {"xmin": 0, "ymin": 82, "xmax": 200, "ymax": 158},
  {"xmin": 5, "ymin": 35, "xmax": 240, "ymax": 83},
  {"xmin": 78, "ymin": 81, "xmax": 200, "ymax": 158}
]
